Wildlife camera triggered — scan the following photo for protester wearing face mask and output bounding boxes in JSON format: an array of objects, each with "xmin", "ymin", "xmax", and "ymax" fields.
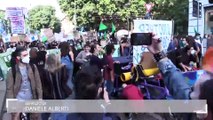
[
  {"xmin": 7, "ymin": 42, "xmax": 17, "ymax": 52},
  {"xmin": 6, "ymin": 47, "xmax": 42, "ymax": 120},
  {"xmin": 177, "ymin": 46, "xmax": 198, "ymax": 72},
  {"xmin": 179, "ymin": 37, "xmax": 188, "ymax": 49},
  {"xmin": 189, "ymin": 47, "xmax": 199, "ymax": 70}
]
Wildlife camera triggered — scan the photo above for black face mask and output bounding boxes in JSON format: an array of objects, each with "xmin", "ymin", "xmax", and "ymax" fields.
[{"xmin": 10, "ymin": 45, "xmax": 16, "ymax": 48}]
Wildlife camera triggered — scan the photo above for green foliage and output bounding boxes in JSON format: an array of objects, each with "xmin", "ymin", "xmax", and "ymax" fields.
[
  {"xmin": 0, "ymin": 11, "xmax": 5, "ymax": 19},
  {"xmin": 59, "ymin": 0, "xmax": 188, "ymax": 34},
  {"xmin": 28, "ymin": 5, "xmax": 61, "ymax": 33},
  {"xmin": 151, "ymin": 0, "xmax": 189, "ymax": 34},
  {"xmin": 0, "ymin": 11, "xmax": 11, "ymax": 34},
  {"xmin": 59, "ymin": 0, "xmax": 145, "ymax": 26}
]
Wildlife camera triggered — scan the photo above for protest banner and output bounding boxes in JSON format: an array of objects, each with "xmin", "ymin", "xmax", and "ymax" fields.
[
  {"xmin": 6, "ymin": 7, "xmax": 26, "ymax": 34},
  {"xmin": 133, "ymin": 20, "xmax": 173, "ymax": 65},
  {"xmin": 6, "ymin": 7, "xmax": 24, "ymax": 18},
  {"xmin": 10, "ymin": 16, "xmax": 25, "ymax": 34}
]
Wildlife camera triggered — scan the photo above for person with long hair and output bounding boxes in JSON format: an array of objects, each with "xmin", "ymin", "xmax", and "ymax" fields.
[
  {"xmin": 41, "ymin": 54, "xmax": 72, "ymax": 120},
  {"xmin": 44, "ymin": 54, "xmax": 72, "ymax": 98},
  {"xmin": 59, "ymin": 42, "xmax": 74, "ymax": 89},
  {"xmin": 6, "ymin": 47, "xmax": 42, "ymax": 120}
]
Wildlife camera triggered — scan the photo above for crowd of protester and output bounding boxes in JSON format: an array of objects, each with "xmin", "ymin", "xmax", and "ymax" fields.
[
  {"xmin": 0, "ymin": 32, "xmax": 213, "ymax": 120},
  {"xmin": 167, "ymin": 34, "xmax": 203, "ymax": 72}
]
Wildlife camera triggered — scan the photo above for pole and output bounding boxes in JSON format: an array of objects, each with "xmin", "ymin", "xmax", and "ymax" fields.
[
  {"xmin": 197, "ymin": 0, "xmax": 199, "ymax": 34},
  {"xmin": 127, "ymin": 17, "xmax": 129, "ymax": 35},
  {"xmin": 74, "ymin": 0, "xmax": 77, "ymax": 29},
  {"xmin": 172, "ymin": 19, "xmax": 174, "ymax": 35}
]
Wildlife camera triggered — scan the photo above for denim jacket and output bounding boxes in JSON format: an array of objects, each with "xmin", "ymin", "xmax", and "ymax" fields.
[
  {"xmin": 157, "ymin": 58, "xmax": 191, "ymax": 99},
  {"xmin": 61, "ymin": 55, "xmax": 74, "ymax": 82}
]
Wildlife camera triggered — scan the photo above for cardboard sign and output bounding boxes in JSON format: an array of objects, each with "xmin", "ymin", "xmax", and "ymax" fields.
[
  {"xmin": 133, "ymin": 20, "xmax": 173, "ymax": 51},
  {"xmin": 10, "ymin": 36, "xmax": 20, "ymax": 42},
  {"xmin": 41, "ymin": 28, "xmax": 54, "ymax": 42},
  {"xmin": 133, "ymin": 46, "xmax": 149, "ymax": 65},
  {"xmin": 6, "ymin": 7, "xmax": 26, "ymax": 34},
  {"xmin": 10, "ymin": 16, "xmax": 25, "ymax": 34},
  {"xmin": 133, "ymin": 20, "xmax": 173, "ymax": 65}
]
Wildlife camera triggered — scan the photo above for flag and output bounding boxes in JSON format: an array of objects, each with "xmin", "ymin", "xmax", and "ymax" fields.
[
  {"xmin": 99, "ymin": 22, "xmax": 108, "ymax": 31},
  {"xmin": 112, "ymin": 23, "xmax": 116, "ymax": 33},
  {"xmin": 41, "ymin": 36, "xmax": 48, "ymax": 43},
  {"xmin": 104, "ymin": 31, "xmax": 107, "ymax": 40},
  {"xmin": 194, "ymin": 28, "xmax": 197, "ymax": 34}
]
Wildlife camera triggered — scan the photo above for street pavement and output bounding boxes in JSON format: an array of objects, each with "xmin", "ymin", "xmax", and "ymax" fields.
[{"xmin": 0, "ymin": 80, "xmax": 9, "ymax": 120}]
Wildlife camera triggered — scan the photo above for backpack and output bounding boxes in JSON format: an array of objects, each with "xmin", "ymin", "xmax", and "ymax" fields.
[{"xmin": 12, "ymin": 64, "xmax": 35, "ymax": 83}]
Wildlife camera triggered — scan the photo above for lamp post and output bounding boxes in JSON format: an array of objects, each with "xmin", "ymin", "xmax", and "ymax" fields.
[
  {"xmin": 197, "ymin": 0, "xmax": 199, "ymax": 33},
  {"xmin": 73, "ymin": 0, "xmax": 77, "ymax": 30}
]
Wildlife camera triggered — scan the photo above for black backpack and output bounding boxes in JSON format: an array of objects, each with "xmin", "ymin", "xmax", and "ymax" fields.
[{"xmin": 12, "ymin": 64, "xmax": 35, "ymax": 83}]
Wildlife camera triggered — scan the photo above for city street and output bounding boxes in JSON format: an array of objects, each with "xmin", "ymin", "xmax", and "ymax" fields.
[{"xmin": 0, "ymin": 80, "xmax": 8, "ymax": 120}]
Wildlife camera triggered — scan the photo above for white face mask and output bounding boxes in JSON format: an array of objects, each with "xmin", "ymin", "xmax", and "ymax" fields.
[
  {"xmin": 191, "ymin": 50, "xmax": 196, "ymax": 55},
  {"xmin": 21, "ymin": 56, "xmax": 30, "ymax": 64}
]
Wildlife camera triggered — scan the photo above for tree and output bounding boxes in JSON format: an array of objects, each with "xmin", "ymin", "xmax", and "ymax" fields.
[
  {"xmin": 59, "ymin": 0, "xmax": 188, "ymax": 34},
  {"xmin": 151, "ymin": 0, "xmax": 188, "ymax": 35},
  {"xmin": 59, "ymin": 0, "xmax": 145, "ymax": 26},
  {"xmin": 0, "ymin": 11, "xmax": 5, "ymax": 19},
  {"xmin": 28, "ymin": 5, "xmax": 61, "ymax": 33},
  {"xmin": 0, "ymin": 11, "xmax": 10, "ymax": 34}
]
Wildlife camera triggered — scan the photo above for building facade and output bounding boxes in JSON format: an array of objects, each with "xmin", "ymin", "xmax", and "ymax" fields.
[{"xmin": 188, "ymin": 0, "xmax": 213, "ymax": 36}]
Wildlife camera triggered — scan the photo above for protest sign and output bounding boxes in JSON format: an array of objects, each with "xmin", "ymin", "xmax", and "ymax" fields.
[
  {"xmin": 2, "ymin": 35, "xmax": 11, "ymax": 43},
  {"xmin": 10, "ymin": 36, "xmax": 20, "ymax": 43},
  {"xmin": 133, "ymin": 46, "xmax": 149, "ymax": 65},
  {"xmin": 41, "ymin": 28, "xmax": 54, "ymax": 42},
  {"xmin": 133, "ymin": 20, "xmax": 173, "ymax": 65},
  {"xmin": 19, "ymin": 34, "xmax": 30, "ymax": 42},
  {"xmin": 30, "ymin": 34, "xmax": 38, "ymax": 42},
  {"xmin": 6, "ymin": 7, "xmax": 26, "ymax": 34},
  {"xmin": 6, "ymin": 7, "xmax": 24, "ymax": 18},
  {"xmin": 10, "ymin": 16, "xmax": 25, "ymax": 34},
  {"xmin": 41, "ymin": 28, "xmax": 53, "ymax": 38}
]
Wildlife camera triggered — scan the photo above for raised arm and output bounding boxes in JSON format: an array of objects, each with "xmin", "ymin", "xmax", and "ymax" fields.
[{"xmin": 147, "ymin": 33, "xmax": 191, "ymax": 99}]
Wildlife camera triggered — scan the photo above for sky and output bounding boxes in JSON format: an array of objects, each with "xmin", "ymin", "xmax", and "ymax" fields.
[{"xmin": 0, "ymin": 0, "xmax": 65, "ymax": 20}]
